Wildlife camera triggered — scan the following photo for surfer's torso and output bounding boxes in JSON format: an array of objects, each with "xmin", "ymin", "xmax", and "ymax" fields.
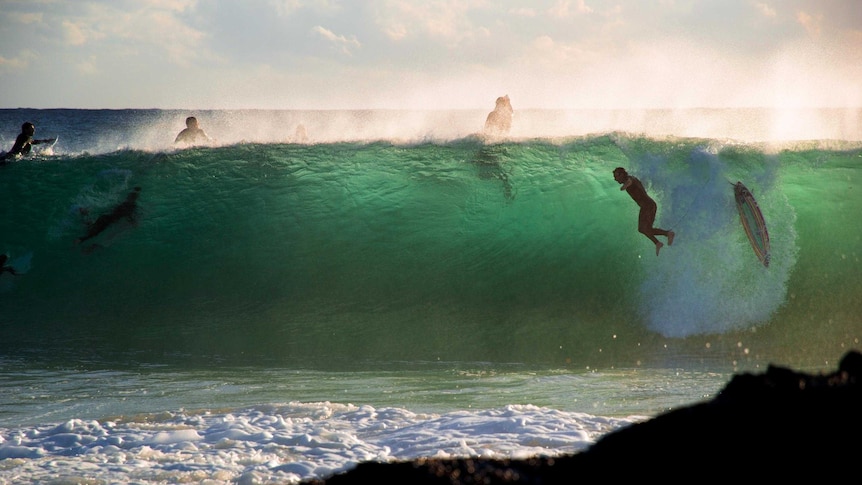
[{"xmin": 624, "ymin": 176, "xmax": 656, "ymax": 209}]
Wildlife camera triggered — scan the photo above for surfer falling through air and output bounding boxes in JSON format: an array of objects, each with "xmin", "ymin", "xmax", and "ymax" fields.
[{"xmin": 613, "ymin": 167, "xmax": 675, "ymax": 256}]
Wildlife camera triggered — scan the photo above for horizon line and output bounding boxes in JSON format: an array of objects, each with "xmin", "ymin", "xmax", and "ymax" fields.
[{"xmin": 2, "ymin": 106, "xmax": 862, "ymax": 111}]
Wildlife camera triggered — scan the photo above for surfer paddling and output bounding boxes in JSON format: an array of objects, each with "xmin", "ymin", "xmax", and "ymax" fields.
[
  {"xmin": 76, "ymin": 187, "xmax": 142, "ymax": 245},
  {"xmin": 483, "ymin": 95, "xmax": 514, "ymax": 137},
  {"xmin": 174, "ymin": 116, "xmax": 212, "ymax": 145},
  {"xmin": 1, "ymin": 122, "xmax": 56, "ymax": 163},
  {"xmin": 613, "ymin": 167, "xmax": 674, "ymax": 256}
]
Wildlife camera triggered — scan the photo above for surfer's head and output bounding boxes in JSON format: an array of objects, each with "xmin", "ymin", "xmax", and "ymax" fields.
[
  {"xmin": 185, "ymin": 117, "xmax": 198, "ymax": 128},
  {"xmin": 613, "ymin": 167, "xmax": 628, "ymax": 184},
  {"xmin": 21, "ymin": 122, "xmax": 35, "ymax": 136},
  {"xmin": 495, "ymin": 95, "xmax": 512, "ymax": 111}
]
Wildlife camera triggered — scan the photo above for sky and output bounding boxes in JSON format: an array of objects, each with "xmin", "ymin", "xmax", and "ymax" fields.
[{"xmin": 0, "ymin": 0, "xmax": 861, "ymax": 110}]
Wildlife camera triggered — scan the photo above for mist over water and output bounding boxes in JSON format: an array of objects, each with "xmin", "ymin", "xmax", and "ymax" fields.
[{"xmin": 2, "ymin": 108, "xmax": 861, "ymax": 157}]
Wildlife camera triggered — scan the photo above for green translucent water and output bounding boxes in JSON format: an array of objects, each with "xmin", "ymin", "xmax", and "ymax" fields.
[{"xmin": 1, "ymin": 136, "xmax": 860, "ymax": 371}]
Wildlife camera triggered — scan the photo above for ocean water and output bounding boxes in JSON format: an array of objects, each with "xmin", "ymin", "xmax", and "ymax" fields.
[{"xmin": 0, "ymin": 108, "xmax": 860, "ymax": 483}]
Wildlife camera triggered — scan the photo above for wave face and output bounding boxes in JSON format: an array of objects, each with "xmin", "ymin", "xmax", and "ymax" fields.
[{"xmin": 0, "ymin": 112, "xmax": 860, "ymax": 369}]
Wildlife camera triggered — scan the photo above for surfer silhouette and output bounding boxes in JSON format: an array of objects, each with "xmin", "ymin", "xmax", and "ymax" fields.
[
  {"xmin": 483, "ymin": 95, "xmax": 514, "ymax": 136},
  {"xmin": 174, "ymin": 116, "xmax": 211, "ymax": 145},
  {"xmin": 0, "ymin": 254, "xmax": 17, "ymax": 276},
  {"xmin": 76, "ymin": 187, "xmax": 141, "ymax": 245},
  {"xmin": 293, "ymin": 124, "xmax": 309, "ymax": 143},
  {"xmin": 613, "ymin": 167, "xmax": 674, "ymax": 256},
  {"xmin": 1, "ymin": 122, "xmax": 56, "ymax": 163}
]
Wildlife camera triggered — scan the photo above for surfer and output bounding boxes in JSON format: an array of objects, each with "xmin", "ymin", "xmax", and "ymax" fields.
[
  {"xmin": 174, "ymin": 116, "xmax": 211, "ymax": 145},
  {"xmin": 293, "ymin": 123, "xmax": 309, "ymax": 143},
  {"xmin": 0, "ymin": 254, "xmax": 17, "ymax": 276},
  {"xmin": 613, "ymin": 167, "xmax": 675, "ymax": 256},
  {"xmin": 483, "ymin": 95, "xmax": 514, "ymax": 136},
  {"xmin": 1, "ymin": 122, "xmax": 56, "ymax": 163},
  {"xmin": 76, "ymin": 187, "xmax": 142, "ymax": 244}
]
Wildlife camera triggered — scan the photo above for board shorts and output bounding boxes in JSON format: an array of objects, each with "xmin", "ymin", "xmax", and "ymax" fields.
[{"xmin": 638, "ymin": 199, "xmax": 657, "ymax": 233}]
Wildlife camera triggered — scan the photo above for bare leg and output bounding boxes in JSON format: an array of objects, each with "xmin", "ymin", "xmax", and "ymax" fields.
[
  {"xmin": 652, "ymin": 228, "xmax": 674, "ymax": 246},
  {"xmin": 640, "ymin": 230, "xmax": 663, "ymax": 256},
  {"xmin": 643, "ymin": 229, "xmax": 674, "ymax": 256},
  {"xmin": 639, "ymin": 206, "xmax": 673, "ymax": 256}
]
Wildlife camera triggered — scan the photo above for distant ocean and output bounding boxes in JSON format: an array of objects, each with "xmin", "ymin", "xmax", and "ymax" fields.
[{"xmin": 0, "ymin": 108, "xmax": 860, "ymax": 483}]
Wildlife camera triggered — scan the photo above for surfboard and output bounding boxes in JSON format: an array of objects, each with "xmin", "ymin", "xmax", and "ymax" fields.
[
  {"xmin": 734, "ymin": 181, "xmax": 770, "ymax": 268},
  {"xmin": 34, "ymin": 135, "xmax": 58, "ymax": 155}
]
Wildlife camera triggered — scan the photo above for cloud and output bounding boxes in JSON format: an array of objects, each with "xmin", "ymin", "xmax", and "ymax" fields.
[
  {"xmin": 54, "ymin": 2, "xmax": 206, "ymax": 67},
  {"xmin": 548, "ymin": 0, "xmax": 593, "ymax": 18},
  {"xmin": 62, "ymin": 20, "xmax": 98, "ymax": 46},
  {"xmin": 143, "ymin": 10, "xmax": 206, "ymax": 66},
  {"xmin": 9, "ymin": 12, "xmax": 43, "ymax": 24},
  {"xmin": 754, "ymin": 2, "xmax": 777, "ymax": 18},
  {"xmin": 509, "ymin": 8, "xmax": 537, "ymax": 18},
  {"xmin": 0, "ymin": 51, "xmax": 36, "ymax": 69},
  {"xmin": 76, "ymin": 55, "xmax": 99, "ymax": 75},
  {"xmin": 312, "ymin": 26, "xmax": 361, "ymax": 55},
  {"xmin": 796, "ymin": 10, "xmax": 823, "ymax": 37},
  {"xmin": 525, "ymin": 34, "xmax": 589, "ymax": 67},
  {"xmin": 269, "ymin": 0, "xmax": 301, "ymax": 16},
  {"xmin": 373, "ymin": 0, "xmax": 491, "ymax": 45},
  {"xmin": 383, "ymin": 23, "xmax": 408, "ymax": 41}
]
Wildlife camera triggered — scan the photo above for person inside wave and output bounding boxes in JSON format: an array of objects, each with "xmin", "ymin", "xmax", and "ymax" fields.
[
  {"xmin": 1, "ymin": 122, "xmax": 56, "ymax": 163},
  {"xmin": 76, "ymin": 187, "xmax": 141, "ymax": 245},
  {"xmin": 0, "ymin": 254, "xmax": 17, "ymax": 276},
  {"xmin": 293, "ymin": 123, "xmax": 309, "ymax": 143},
  {"xmin": 613, "ymin": 167, "xmax": 675, "ymax": 256},
  {"xmin": 174, "ymin": 116, "xmax": 212, "ymax": 145},
  {"xmin": 483, "ymin": 95, "xmax": 513, "ymax": 136}
]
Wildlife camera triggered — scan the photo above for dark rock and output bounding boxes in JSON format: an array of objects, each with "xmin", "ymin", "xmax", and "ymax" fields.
[{"xmin": 307, "ymin": 350, "xmax": 862, "ymax": 484}]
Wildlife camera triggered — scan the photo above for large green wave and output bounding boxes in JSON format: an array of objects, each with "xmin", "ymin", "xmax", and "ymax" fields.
[{"xmin": 0, "ymin": 136, "xmax": 859, "ymax": 369}]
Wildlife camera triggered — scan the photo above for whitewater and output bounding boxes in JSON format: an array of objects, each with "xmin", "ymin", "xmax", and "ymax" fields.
[{"xmin": 0, "ymin": 108, "xmax": 860, "ymax": 483}]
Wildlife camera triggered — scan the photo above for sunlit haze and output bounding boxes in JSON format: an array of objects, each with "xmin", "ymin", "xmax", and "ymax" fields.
[{"xmin": 1, "ymin": 0, "xmax": 860, "ymax": 111}]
